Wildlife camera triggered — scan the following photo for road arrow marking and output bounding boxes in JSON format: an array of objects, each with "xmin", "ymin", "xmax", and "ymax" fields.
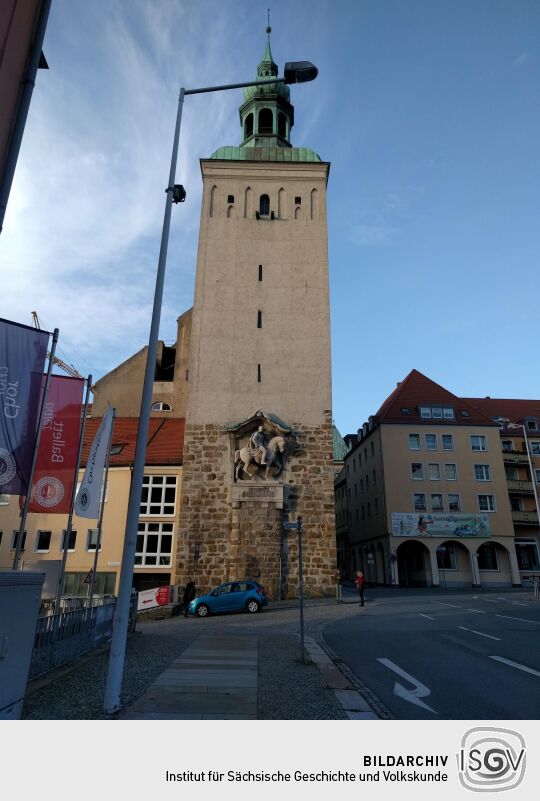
[
  {"xmin": 459, "ymin": 626, "xmax": 500, "ymax": 641},
  {"xmin": 377, "ymin": 658, "xmax": 437, "ymax": 714},
  {"xmin": 490, "ymin": 656, "xmax": 540, "ymax": 678}
]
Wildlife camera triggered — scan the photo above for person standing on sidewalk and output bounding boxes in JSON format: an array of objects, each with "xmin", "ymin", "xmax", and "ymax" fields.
[
  {"xmin": 354, "ymin": 570, "xmax": 365, "ymax": 607},
  {"xmin": 182, "ymin": 579, "xmax": 196, "ymax": 616}
]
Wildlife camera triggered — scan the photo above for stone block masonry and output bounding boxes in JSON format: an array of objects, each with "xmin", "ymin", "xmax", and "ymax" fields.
[{"xmin": 175, "ymin": 418, "xmax": 336, "ymax": 600}]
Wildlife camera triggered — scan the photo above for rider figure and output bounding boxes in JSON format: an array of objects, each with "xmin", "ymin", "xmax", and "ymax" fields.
[{"xmin": 250, "ymin": 425, "xmax": 268, "ymax": 466}]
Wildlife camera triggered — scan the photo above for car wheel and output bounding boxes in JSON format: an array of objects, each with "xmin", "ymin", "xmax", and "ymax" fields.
[
  {"xmin": 247, "ymin": 599, "xmax": 260, "ymax": 614},
  {"xmin": 196, "ymin": 604, "xmax": 209, "ymax": 617}
]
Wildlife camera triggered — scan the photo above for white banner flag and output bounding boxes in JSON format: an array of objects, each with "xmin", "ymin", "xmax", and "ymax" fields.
[{"xmin": 74, "ymin": 407, "xmax": 114, "ymax": 519}]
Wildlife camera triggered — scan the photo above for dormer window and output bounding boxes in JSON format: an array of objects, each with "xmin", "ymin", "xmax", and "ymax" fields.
[
  {"xmin": 259, "ymin": 194, "xmax": 270, "ymax": 216},
  {"xmin": 527, "ymin": 420, "xmax": 538, "ymax": 431}
]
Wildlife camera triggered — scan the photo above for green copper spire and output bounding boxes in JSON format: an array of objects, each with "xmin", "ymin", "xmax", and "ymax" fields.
[{"xmin": 258, "ymin": 19, "xmax": 277, "ymax": 77}]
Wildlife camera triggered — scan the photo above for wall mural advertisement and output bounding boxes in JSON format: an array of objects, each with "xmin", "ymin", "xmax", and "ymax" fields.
[{"xmin": 391, "ymin": 512, "xmax": 491, "ymax": 538}]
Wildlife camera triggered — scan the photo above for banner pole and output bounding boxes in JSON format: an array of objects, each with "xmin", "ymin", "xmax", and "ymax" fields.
[
  {"xmin": 13, "ymin": 328, "xmax": 59, "ymax": 570},
  {"xmin": 55, "ymin": 374, "xmax": 92, "ymax": 611},
  {"xmin": 88, "ymin": 408, "xmax": 115, "ymax": 609}
]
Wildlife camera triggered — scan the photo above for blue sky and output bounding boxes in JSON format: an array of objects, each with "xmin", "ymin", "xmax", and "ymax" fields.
[{"xmin": 1, "ymin": 0, "xmax": 539, "ymax": 435}]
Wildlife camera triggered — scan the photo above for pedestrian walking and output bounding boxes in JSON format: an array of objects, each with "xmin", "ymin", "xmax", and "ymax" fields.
[
  {"xmin": 182, "ymin": 579, "xmax": 196, "ymax": 616},
  {"xmin": 354, "ymin": 570, "xmax": 365, "ymax": 607},
  {"xmin": 335, "ymin": 567, "xmax": 344, "ymax": 604}
]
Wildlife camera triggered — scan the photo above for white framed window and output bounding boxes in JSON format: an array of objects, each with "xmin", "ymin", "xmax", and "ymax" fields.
[
  {"xmin": 428, "ymin": 463, "xmax": 440, "ymax": 480},
  {"xmin": 470, "ymin": 435, "xmax": 487, "ymax": 451},
  {"xmin": 478, "ymin": 494, "xmax": 496, "ymax": 512},
  {"xmin": 530, "ymin": 441, "xmax": 540, "ymax": 456},
  {"xmin": 448, "ymin": 493, "xmax": 461, "ymax": 511},
  {"xmin": 409, "ymin": 434, "xmax": 420, "ymax": 450},
  {"xmin": 477, "ymin": 543, "xmax": 499, "ymax": 571},
  {"xmin": 419, "ymin": 407, "xmax": 431, "ymax": 419},
  {"xmin": 443, "ymin": 408, "xmax": 454, "ymax": 419},
  {"xmin": 61, "ymin": 529, "xmax": 77, "ymax": 552},
  {"xmin": 35, "ymin": 530, "xmax": 51, "ymax": 553},
  {"xmin": 432, "ymin": 407, "xmax": 443, "ymax": 419},
  {"xmin": 442, "ymin": 434, "xmax": 454, "ymax": 451},
  {"xmin": 437, "ymin": 542, "xmax": 457, "ymax": 570},
  {"xmin": 413, "ymin": 493, "xmax": 426, "ymax": 511},
  {"xmin": 87, "ymin": 529, "xmax": 102, "ymax": 551},
  {"xmin": 140, "ymin": 475, "xmax": 177, "ymax": 516},
  {"xmin": 136, "ymin": 522, "xmax": 173, "ymax": 567},
  {"xmin": 431, "ymin": 493, "xmax": 444, "ymax": 512},
  {"xmin": 444, "ymin": 463, "xmax": 457, "ymax": 481},
  {"xmin": 0, "ymin": 494, "xmax": 9, "ymax": 506},
  {"xmin": 411, "ymin": 463, "xmax": 423, "ymax": 480},
  {"xmin": 425, "ymin": 434, "xmax": 437, "ymax": 450},
  {"xmin": 526, "ymin": 420, "xmax": 538, "ymax": 431},
  {"xmin": 474, "ymin": 464, "xmax": 492, "ymax": 481}
]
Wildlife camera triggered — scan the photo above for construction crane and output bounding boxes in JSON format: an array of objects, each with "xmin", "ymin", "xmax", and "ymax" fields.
[{"xmin": 31, "ymin": 311, "xmax": 85, "ymax": 380}]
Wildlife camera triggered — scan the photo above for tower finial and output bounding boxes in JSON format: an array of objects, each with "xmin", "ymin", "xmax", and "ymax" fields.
[{"xmin": 266, "ymin": 8, "xmax": 271, "ymax": 35}]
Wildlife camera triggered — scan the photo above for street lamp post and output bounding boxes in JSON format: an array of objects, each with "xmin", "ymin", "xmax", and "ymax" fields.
[{"xmin": 103, "ymin": 62, "xmax": 318, "ymax": 715}]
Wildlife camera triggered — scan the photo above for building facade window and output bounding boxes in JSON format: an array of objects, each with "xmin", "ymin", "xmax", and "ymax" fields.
[
  {"xmin": 428, "ymin": 463, "xmax": 440, "ymax": 480},
  {"xmin": 259, "ymin": 194, "xmax": 270, "ymax": 216},
  {"xmin": 87, "ymin": 529, "xmax": 101, "ymax": 551},
  {"xmin": 535, "ymin": 469, "xmax": 540, "ymax": 484},
  {"xmin": 478, "ymin": 494, "xmax": 496, "ymax": 512},
  {"xmin": 425, "ymin": 434, "xmax": 437, "ymax": 450},
  {"xmin": 135, "ymin": 522, "xmax": 173, "ymax": 567},
  {"xmin": 444, "ymin": 463, "xmax": 457, "ymax": 480},
  {"xmin": 61, "ymin": 529, "xmax": 77, "ymax": 552},
  {"xmin": 471, "ymin": 435, "xmax": 487, "ymax": 451},
  {"xmin": 409, "ymin": 434, "xmax": 420, "ymax": 450},
  {"xmin": 64, "ymin": 572, "xmax": 115, "ymax": 596},
  {"xmin": 477, "ymin": 543, "xmax": 499, "ymax": 570},
  {"xmin": 448, "ymin": 493, "xmax": 461, "ymax": 511},
  {"xmin": 442, "ymin": 434, "xmax": 454, "ymax": 451},
  {"xmin": 474, "ymin": 464, "xmax": 492, "ymax": 481},
  {"xmin": 140, "ymin": 475, "xmax": 177, "ymax": 516},
  {"xmin": 437, "ymin": 543, "xmax": 457, "ymax": 570},
  {"xmin": 530, "ymin": 441, "xmax": 540, "ymax": 455},
  {"xmin": 502, "ymin": 440, "xmax": 513, "ymax": 451},
  {"xmin": 411, "ymin": 463, "xmax": 423, "ymax": 480},
  {"xmin": 413, "ymin": 493, "xmax": 426, "ymax": 511},
  {"xmin": 431, "ymin": 494, "xmax": 444, "ymax": 512},
  {"xmin": 505, "ymin": 467, "xmax": 518, "ymax": 481},
  {"xmin": 11, "ymin": 531, "xmax": 27, "ymax": 550},
  {"xmin": 515, "ymin": 540, "xmax": 540, "ymax": 570},
  {"xmin": 35, "ymin": 531, "xmax": 51, "ymax": 552},
  {"xmin": 151, "ymin": 402, "xmax": 172, "ymax": 412}
]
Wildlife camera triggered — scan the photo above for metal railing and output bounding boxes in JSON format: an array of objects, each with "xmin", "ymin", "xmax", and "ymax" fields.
[
  {"xmin": 29, "ymin": 594, "xmax": 137, "ymax": 681},
  {"xmin": 507, "ymin": 479, "xmax": 534, "ymax": 493},
  {"xmin": 511, "ymin": 510, "xmax": 539, "ymax": 524},
  {"xmin": 502, "ymin": 450, "xmax": 529, "ymax": 463}
]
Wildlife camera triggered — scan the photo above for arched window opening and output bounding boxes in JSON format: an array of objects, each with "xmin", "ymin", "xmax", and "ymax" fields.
[
  {"xmin": 259, "ymin": 194, "xmax": 270, "ymax": 216},
  {"xmin": 310, "ymin": 188, "xmax": 318, "ymax": 220},
  {"xmin": 227, "ymin": 205, "xmax": 234, "ymax": 218},
  {"xmin": 294, "ymin": 206, "xmax": 301, "ymax": 220},
  {"xmin": 152, "ymin": 402, "xmax": 172, "ymax": 412},
  {"xmin": 278, "ymin": 112, "xmax": 286, "ymax": 138},
  {"xmin": 245, "ymin": 112, "xmax": 253, "ymax": 138},
  {"xmin": 244, "ymin": 186, "xmax": 252, "ymax": 218},
  {"xmin": 278, "ymin": 187, "xmax": 285, "ymax": 219},
  {"xmin": 209, "ymin": 185, "xmax": 217, "ymax": 217},
  {"xmin": 258, "ymin": 108, "xmax": 273, "ymax": 134}
]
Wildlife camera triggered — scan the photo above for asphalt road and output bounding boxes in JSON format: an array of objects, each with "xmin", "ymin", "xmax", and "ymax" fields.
[{"xmin": 324, "ymin": 588, "xmax": 540, "ymax": 720}]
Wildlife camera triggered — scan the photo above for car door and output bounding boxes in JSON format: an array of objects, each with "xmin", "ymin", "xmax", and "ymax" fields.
[
  {"xmin": 211, "ymin": 583, "xmax": 234, "ymax": 612},
  {"xmin": 229, "ymin": 582, "xmax": 246, "ymax": 611}
]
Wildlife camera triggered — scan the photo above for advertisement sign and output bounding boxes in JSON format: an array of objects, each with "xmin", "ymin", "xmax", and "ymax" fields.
[
  {"xmin": 0, "ymin": 319, "xmax": 50, "ymax": 495},
  {"xmin": 74, "ymin": 407, "xmax": 114, "ymax": 519},
  {"xmin": 137, "ymin": 586, "xmax": 171, "ymax": 612},
  {"xmin": 391, "ymin": 512, "xmax": 491, "ymax": 538},
  {"xmin": 28, "ymin": 375, "xmax": 84, "ymax": 513}
]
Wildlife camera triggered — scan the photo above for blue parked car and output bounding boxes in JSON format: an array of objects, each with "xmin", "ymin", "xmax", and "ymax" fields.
[{"xmin": 188, "ymin": 580, "xmax": 268, "ymax": 617}]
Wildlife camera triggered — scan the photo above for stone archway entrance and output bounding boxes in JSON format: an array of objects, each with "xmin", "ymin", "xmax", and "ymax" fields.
[{"xmin": 397, "ymin": 540, "xmax": 432, "ymax": 587}]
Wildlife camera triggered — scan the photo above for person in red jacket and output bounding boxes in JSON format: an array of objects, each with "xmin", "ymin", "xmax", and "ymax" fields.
[{"xmin": 354, "ymin": 570, "xmax": 365, "ymax": 607}]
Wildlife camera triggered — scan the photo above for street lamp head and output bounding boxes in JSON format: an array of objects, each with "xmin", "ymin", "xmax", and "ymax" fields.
[{"xmin": 283, "ymin": 61, "xmax": 318, "ymax": 84}]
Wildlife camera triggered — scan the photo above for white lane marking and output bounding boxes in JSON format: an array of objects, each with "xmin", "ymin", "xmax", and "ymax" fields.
[
  {"xmin": 432, "ymin": 601, "xmax": 461, "ymax": 608},
  {"xmin": 511, "ymin": 602, "xmax": 528, "ymax": 606},
  {"xmin": 419, "ymin": 613, "xmax": 435, "ymax": 620},
  {"xmin": 483, "ymin": 598, "xmax": 499, "ymax": 603},
  {"xmin": 459, "ymin": 626, "xmax": 501, "ymax": 641},
  {"xmin": 490, "ymin": 656, "xmax": 540, "ymax": 678},
  {"xmin": 377, "ymin": 658, "xmax": 437, "ymax": 714},
  {"xmin": 496, "ymin": 597, "xmax": 507, "ymax": 600},
  {"xmin": 496, "ymin": 614, "xmax": 540, "ymax": 626},
  {"xmin": 467, "ymin": 608, "xmax": 487, "ymax": 614}
]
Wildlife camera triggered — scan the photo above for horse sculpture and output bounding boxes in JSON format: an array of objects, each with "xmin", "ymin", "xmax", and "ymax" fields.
[{"xmin": 235, "ymin": 435, "xmax": 287, "ymax": 481}]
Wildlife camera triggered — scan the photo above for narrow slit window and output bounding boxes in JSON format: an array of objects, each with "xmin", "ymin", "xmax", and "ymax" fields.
[
  {"xmin": 227, "ymin": 194, "xmax": 234, "ymax": 204},
  {"xmin": 295, "ymin": 196, "xmax": 302, "ymax": 204},
  {"xmin": 258, "ymin": 265, "xmax": 263, "ymax": 281},
  {"xmin": 257, "ymin": 364, "xmax": 262, "ymax": 383},
  {"xmin": 257, "ymin": 310, "xmax": 262, "ymax": 328}
]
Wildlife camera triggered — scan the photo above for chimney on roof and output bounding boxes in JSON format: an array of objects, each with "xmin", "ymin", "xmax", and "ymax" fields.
[{"xmin": 397, "ymin": 382, "xmax": 401, "ymax": 387}]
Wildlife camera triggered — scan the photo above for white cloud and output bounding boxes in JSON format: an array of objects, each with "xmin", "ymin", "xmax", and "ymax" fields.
[{"xmin": 350, "ymin": 224, "xmax": 397, "ymax": 246}]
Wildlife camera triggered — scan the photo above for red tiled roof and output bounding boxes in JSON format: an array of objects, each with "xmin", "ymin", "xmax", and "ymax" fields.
[
  {"xmin": 81, "ymin": 417, "xmax": 185, "ymax": 467},
  {"xmin": 375, "ymin": 370, "xmax": 495, "ymax": 426},
  {"xmin": 461, "ymin": 397, "xmax": 540, "ymax": 424}
]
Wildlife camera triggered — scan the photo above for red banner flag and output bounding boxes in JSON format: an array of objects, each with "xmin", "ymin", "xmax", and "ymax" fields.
[{"xmin": 28, "ymin": 375, "xmax": 84, "ymax": 514}]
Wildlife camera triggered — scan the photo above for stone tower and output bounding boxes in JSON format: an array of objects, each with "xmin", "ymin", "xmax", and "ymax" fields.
[{"xmin": 176, "ymin": 27, "xmax": 335, "ymax": 598}]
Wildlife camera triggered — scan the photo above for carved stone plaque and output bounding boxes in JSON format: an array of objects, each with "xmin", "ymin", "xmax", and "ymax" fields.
[{"xmin": 231, "ymin": 482, "xmax": 284, "ymax": 509}]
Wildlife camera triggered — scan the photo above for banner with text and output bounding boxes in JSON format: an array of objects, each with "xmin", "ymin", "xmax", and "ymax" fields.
[
  {"xmin": 0, "ymin": 318, "xmax": 50, "ymax": 495},
  {"xmin": 391, "ymin": 512, "xmax": 491, "ymax": 538},
  {"xmin": 28, "ymin": 375, "xmax": 84, "ymax": 513},
  {"xmin": 74, "ymin": 407, "xmax": 114, "ymax": 519}
]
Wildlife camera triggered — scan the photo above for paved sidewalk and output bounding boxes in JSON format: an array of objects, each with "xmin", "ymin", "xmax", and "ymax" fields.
[{"xmin": 120, "ymin": 635, "xmax": 258, "ymax": 720}]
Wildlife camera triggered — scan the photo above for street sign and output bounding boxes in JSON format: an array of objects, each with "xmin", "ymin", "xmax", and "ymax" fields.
[
  {"xmin": 283, "ymin": 522, "xmax": 298, "ymax": 530},
  {"xmin": 83, "ymin": 569, "xmax": 94, "ymax": 585}
]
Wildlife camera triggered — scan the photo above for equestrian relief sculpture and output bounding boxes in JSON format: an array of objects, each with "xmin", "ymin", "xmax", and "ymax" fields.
[{"xmin": 235, "ymin": 425, "xmax": 287, "ymax": 481}]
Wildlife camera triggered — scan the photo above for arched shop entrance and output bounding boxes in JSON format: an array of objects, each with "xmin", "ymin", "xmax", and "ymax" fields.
[{"xmin": 397, "ymin": 540, "xmax": 432, "ymax": 587}]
